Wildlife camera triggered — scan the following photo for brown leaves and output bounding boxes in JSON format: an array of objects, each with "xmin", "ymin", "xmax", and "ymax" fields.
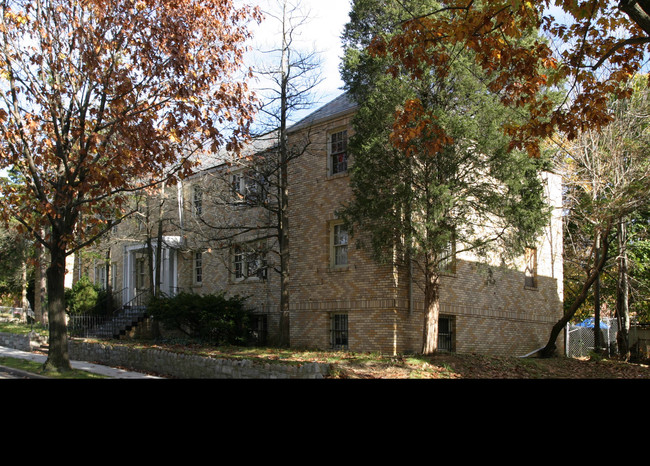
[
  {"xmin": 389, "ymin": 99, "xmax": 453, "ymax": 158},
  {"xmin": 0, "ymin": 0, "xmax": 260, "ymax": 252},
  {"xmin": 369, "ymin": 0, "xmax": 649, "ymax": 158}
]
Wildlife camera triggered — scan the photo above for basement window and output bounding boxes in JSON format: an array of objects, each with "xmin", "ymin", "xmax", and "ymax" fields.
[
  {"xmin": 438, "ymin": 315, "xmax": 455, "ymax": 352},
  {"xmin": 331, "ymin": 313, "xmax": 349, "ymax": 350}
]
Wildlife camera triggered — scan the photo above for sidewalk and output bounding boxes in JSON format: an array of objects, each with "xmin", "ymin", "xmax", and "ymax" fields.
[{"xmin": 0, "ymin": 345, "xmax": 162, "ymax": 379}]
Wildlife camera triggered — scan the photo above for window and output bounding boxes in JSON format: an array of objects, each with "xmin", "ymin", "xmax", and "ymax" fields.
[
  {"xmin": 250, "ymin": 315, "xmax": 268, "ymax": 345},
  {"xmin": 331, "ymin": 313, "xmax": 348, "ymax": 350},
  {"xmin": 233, "ymin": 245, "xmax": 267, "ymax": 280},
  {"xmin": 438, "ymin": 315, "xmax": 455, "ymax": 352},
  {"xmin": 194, "ymin": 251, "xmax": 203, "ymax": 285},
  {"xmin": 193, "ymin": 186, "xmax": 203, "ymax": 217},
  {"xmin": 331, "ymin": 222, "xmax": 348, "ymax": 267},
  {"xmin": 111, "ymin": 262, "xmax": 117, "ymax": 290},
  {"xmin": 439, "ymin": 235, "xmax": 456, "ymax": 274},
  {"xmin": 135, "ymin": 257, "xmax": 146, "ymax": 290},
  {"xmin": 525, "ymin": 247, "xmax": 537, "ymax": 288},
  {"xmin": 329, "ymin": 129, "xmax": 348, "ymax": 175},
  {"xmin": 95, "ymin": 263, "xmax": 107, "ymax": 290},
  {"xmin": 232, "ymin": 170, "xmax": 267, "ymax": 205}
]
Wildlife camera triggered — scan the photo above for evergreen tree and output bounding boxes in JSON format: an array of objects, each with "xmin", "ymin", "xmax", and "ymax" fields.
[{"xmin": 339, "ymin": 0, "xmax": 552, "ymax": 353}]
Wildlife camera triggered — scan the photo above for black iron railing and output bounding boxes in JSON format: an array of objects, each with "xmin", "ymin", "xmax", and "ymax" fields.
[{"xmin": 68, "ymin": 289, "xmax": 151, "ymax": 339}]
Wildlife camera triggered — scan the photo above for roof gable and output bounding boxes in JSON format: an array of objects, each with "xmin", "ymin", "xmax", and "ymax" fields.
[{"xmin": 288, "ymin": 93, "xmax": 357, "ymax": 132}]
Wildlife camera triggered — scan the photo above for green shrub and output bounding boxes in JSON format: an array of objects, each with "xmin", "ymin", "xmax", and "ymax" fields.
[
  {"xmin": 65, "ymin": 276, "xmax": 108, "ymax": 315},
  {"xmin": 147, "ymin": 292, "xmax": 252, "ymax": 345}
]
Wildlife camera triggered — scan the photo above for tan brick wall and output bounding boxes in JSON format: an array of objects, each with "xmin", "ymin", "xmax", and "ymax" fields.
[
  {"xmin": 286, "ymin": 106, "xmax": 564, "ymax": 356},
  {"xmin": 76, "ymin": 96, "xmax": 564, "ymax": 357},
  {"xmin": 176, "ymin": 167, "xmax": 283, "ymax": 342}
]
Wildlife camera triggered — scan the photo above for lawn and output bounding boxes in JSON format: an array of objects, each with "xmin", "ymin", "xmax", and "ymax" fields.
[{"xmin": 3, "ymin": 313, "xmax": 650, "ymax": 379}]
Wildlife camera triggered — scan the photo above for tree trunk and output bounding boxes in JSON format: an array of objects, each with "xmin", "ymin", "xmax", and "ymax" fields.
[
  {"xmin": 34, "ymin": 236, "xmax": 48, "ymax": 323},
  {"xmin": 278, "ymin": 13, "xmax": 291, "ymax": 347},
  {"xmin": 541, "ymin": 224, "xmax": 611, "ymax": 357},
  {"xmin": 616, "ymin": 218, "xmax": 630, "ymax": 360},
  {"xmin": 44, "ymin": 243, "xmax": 72, "ymax": 372},
  {"xmin": 277, "ymin": 132, "xmax": 290, "ymax": 345},
  {"xmin": 154, "ymin": 186, "xmax": 164, "ymax": 296},
  {"xmin": 277, "ymin": 142, "xmax": 290, "ymax": 346},
  {"xmin": 594, "ymin": 230, "xmax": 602, "ymax": 353},
  {"xmin": 422, "ymin": 268, "xmax": 440, "ymax": 354},
  {"xmin": 21, "ymin": 259, "xmax": 28, "ymax": 313},
  {"xmin": 154, "ymin": 216, "xmax": 163, "ymax": 296}
]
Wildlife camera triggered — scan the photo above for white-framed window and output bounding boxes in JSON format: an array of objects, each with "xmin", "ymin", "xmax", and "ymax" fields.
[
  {"xmin": 329, "ymin": 129, "xmax": 348, "ymax": 175},
  {"xmin": 330, "ymin": 221, "xmax": 348, "ymax": 267},
  {"xmin": 95, "ymin": 263, "xmax": 107, "ymax": 290},
  {"xmin": 193, "ymin": 185, "xmax": 203, "ymax": 217},
  {"xmin": 194, "ymin": 251, "xmax": 203, "ymax": 285},
  {"xmin": 233, "ymin": 244, "xmax": 267, "ymax": 281},
  {"xmin": 525, "ymin": 247, "xmax": 537, "ymax": 288},
  {"xmin": 331, "ymin": 313, "xmax": 348, "ymax": 350},
  {"xmin": 135, "ymin": 257, "xmax": 146, "ymax": 290},
  {"xmin": 439, "ymin": 234, "xmax": 456, "ymax": 274},
  {"xmin": 111, "ymin": 262, "xmax": 117, "ymax": 291},
  {"xmin": 232, "ymin": 170, "xmax": 267, "ymax": 205}
]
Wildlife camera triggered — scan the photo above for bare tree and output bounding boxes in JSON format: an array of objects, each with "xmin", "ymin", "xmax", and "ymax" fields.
[
  {"xmin": 542, "ymin": 77, "xmax": 650, "ymax": 357},
  {"xmin": 182, "ymin": 0, "xmax": 323, "ymax": 346}
]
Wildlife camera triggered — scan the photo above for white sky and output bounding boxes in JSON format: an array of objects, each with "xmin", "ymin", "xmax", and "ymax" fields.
[{"xmin": 242, "ymin": 0, "xmax": 353, "ymax": 121}]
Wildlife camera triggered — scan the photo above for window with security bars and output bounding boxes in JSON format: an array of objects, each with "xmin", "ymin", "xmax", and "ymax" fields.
[
  {"xmin": 438, "ymin": 315, "xmax": 454, "ymax": 352},
  {"xmin": 330, "ymin": 130, "xmax": 348, "ymax": 175},
  {"xmin": 331, "ymin": 313, "xmax": 348, "ymax": 350},
  {"xmin": 250, "ymin": 315, "xmax": 268, "ymax": 345}
]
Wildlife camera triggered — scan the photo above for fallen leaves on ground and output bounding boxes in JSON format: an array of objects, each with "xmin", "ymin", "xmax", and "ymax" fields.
[
  {"xmin": 96, "ymin": 339, "xmax": 650, "ymax": 379},
  {"xmin": 328, "ymin": 352, "xmax": 650, "ymax": 379}
]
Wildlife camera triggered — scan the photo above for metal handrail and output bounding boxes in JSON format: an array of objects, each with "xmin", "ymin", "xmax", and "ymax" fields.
[{"xmin": 68, "ymin": 289, "xmax": 152, "ymax": 339}]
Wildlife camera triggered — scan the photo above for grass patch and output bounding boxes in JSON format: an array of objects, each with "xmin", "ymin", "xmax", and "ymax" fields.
[
  {"xmin": 0, "ymin": 319, "xmax": 48, "ymax": 337},
  {"xmin": 0, "ymin": 356, "xmax": 106, "ymax": 379}
]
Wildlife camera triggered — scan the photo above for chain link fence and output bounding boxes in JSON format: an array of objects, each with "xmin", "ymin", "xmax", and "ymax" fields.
[{"xmin": 566, "ymin": 317, "xmax": 620, "ymax": 358}]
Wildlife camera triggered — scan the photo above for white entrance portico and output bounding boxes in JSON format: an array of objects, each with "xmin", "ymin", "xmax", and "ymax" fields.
[{"xmin": 122, "ymin": 236, "xmax": 181, "ymax": 305}]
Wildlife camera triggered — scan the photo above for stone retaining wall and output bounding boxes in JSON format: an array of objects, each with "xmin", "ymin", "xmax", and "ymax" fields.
[
  {"xmin": 0, "ymin": 331, "xmax": 47, "ymax": 352},
  {"xmin": 68, "ymin": 341, "xmax": 331, "ymax": 379},
  {"xmin": 0, "ymin": 332, "xmax": 32, "ymax": 351},
  {"xmin": 0, "ymin": 331, "xmax": 331, "ymax": 378}
]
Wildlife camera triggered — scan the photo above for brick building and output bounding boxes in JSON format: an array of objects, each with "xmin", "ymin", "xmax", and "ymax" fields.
[{"xmin": 82, "ymin": 92, "xmax": 564, "ymax": 356}]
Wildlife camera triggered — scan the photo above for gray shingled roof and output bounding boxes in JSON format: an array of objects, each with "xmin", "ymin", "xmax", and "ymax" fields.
[
  {"xmin": 288, "ymin": 92, "xmax": 357, "ymax": 132},
  {"xmin": 190, "ymin": 93, "xmax": 357, "ymax": 175}
]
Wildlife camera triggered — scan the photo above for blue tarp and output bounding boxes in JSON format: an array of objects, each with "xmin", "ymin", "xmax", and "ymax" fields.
[{"xmin": 575, "ymin": 317, "xmax": 610, "ymax": 329}]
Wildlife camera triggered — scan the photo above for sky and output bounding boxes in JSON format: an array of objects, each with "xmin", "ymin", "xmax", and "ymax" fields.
[{"xmin": 242, "ymin": 0, "xmax": 353, "ymax": 123}]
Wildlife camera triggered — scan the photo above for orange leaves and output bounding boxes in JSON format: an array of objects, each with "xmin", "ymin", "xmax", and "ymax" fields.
[
  {"xmin": 368, "ymin": 1, "xmax": 649, "ymax": 157},
  {"xmin": 389, "ymin": 99, "xmax": 453, "ymax": 158},
  {"xmin": 0, "ymin": 0, "xmax": 259, "ymax": 252}
]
